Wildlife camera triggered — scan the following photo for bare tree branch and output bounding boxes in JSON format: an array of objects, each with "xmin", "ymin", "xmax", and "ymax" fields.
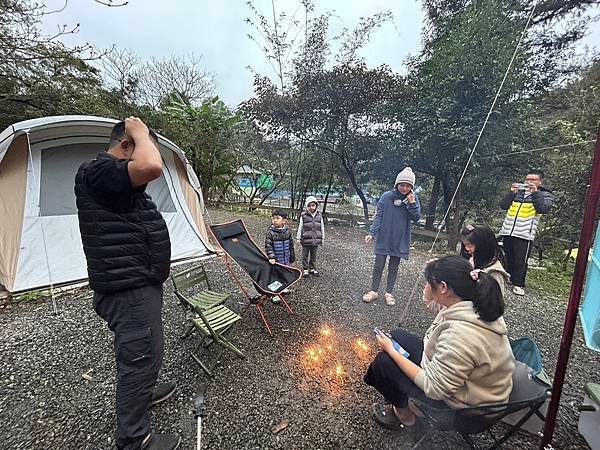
[{"xmin": 137, "ymin": 54, "xmax": 215, "ymax": 107}]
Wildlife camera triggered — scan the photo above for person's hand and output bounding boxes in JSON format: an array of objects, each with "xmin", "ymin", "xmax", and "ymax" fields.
[
  {"xmin": 511, "ymin": 183, "xmax": 519, "ymax": 193},
  {"xmin": 527, "ymin": 182, "xmax": 538, "ymax": 193},
  {"xmin": 269, "ymin": 258, "xmax": 276, "ymax": 264},
  {"xmin": 375, "ymin": 330, "xmax": 394, "ymax": 354},
  {"xmin": 124, "ymin": 117, "xmax": 149, "ymax": 140},
  {"xmin": 365, "ymin": 235, "xmax": 373, "ymax": 244},
  {"xmin": 406, "ymin": 192, "xmax": 416, "ymax": 204}
]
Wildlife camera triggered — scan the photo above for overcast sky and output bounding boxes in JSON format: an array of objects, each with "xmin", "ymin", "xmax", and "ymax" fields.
[{"xmin": 41, "ymin": 0, "xmax": 599, "ymax": 107}]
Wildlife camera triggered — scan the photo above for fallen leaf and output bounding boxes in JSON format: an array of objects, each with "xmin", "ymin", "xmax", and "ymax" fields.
[
  {"xmin": 273, "ymin": 419, "xmax": 289, "ymax": 434},
  {"xmin": 81, "ymin": 373, "xmax": 94, "ymax": 381}
]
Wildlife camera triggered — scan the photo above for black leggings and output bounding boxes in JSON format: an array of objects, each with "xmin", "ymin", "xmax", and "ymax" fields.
[
  {"xmin": 370, "ymin": 254, "xmax": 401, "ymax": 293},
  {"xmin": 364, "ymin": 330, "xmax": 447, "ymax": 409}
]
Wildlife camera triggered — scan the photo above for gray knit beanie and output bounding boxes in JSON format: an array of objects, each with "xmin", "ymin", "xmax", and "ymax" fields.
[{"xmin": 395, "ymin": 167, "xmax": 415, "ymax": 188}]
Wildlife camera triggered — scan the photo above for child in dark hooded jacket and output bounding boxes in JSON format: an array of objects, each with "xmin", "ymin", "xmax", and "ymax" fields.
[{"xmin": 265, "ymin": 209, "xmax": 295, "ymax": 266}]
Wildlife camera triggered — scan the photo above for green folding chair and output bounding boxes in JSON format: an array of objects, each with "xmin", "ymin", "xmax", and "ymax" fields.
[
  {"xmin": 171, "ymin": 265, "xmax": 245, "ymax": 376},
  {"xmin": 171, "ymin": 265, "xmax": 230, "ymax": 314}
]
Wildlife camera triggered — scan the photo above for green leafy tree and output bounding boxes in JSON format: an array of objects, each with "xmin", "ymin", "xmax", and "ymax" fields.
[
  {"xmin": 157, "ymin": 94, "xmax": 242, "ymax": 199},
  {"xmin": 393, "ymin": 0, "xmax": 599, "ymax": 246}
]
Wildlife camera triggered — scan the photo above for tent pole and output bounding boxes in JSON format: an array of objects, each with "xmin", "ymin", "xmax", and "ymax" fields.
[
  {"xmin": 25, "ymin": 132, "xmax": 59, "ymax": 314},
  {"xmin": 540, "ymin": 128, "xmax": 600, "ymax": 448}
]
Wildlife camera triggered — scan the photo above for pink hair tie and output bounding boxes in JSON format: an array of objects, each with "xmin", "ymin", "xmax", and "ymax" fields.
[{"xmin": 470, "ymin": 269, "xmax": 481, "ymax": 281}]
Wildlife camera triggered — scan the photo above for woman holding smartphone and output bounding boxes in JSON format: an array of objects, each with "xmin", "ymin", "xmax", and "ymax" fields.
[
  {"xmin": 363, "ymin": 167, "xmax": 421, "ymax": 306},
  {"xmin": 364, "ymin": 256, "xmax": 514, "ymax": 429}
]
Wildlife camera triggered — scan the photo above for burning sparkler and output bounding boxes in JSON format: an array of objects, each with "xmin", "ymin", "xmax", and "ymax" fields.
[
  {"xmin": 332, "ymin": 363, "xmax": 345, "ymax": 378},
  {"xmin": 319, "ymin": 325, "xmax": 333, "ymax": 338}
]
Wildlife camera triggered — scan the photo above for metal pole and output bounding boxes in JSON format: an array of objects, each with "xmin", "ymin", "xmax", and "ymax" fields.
[
  {"xmin": 193, "ymin": 390, "xmax": 206, "ymax": 450},
  {"xmin": 197, "ymin": 417, "xmax": 202, "ymax": 450},
  {"xmin": 540, "ymin": 128, "xmax": 600, "ymax": 448}
]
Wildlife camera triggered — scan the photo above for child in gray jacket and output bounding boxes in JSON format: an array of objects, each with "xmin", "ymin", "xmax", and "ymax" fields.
[{"xmin": 296, "ymin": 195, "xmax": 325, "ymax": 277}]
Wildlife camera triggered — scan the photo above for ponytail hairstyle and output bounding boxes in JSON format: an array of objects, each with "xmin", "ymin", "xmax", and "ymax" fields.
[
  {"xmin": 424, "ymin": 255, "xmax": 505, "ymax": 322},
  {"xmin": 459, "ymin": 224, "xmax": 505, "ymax": 270}
]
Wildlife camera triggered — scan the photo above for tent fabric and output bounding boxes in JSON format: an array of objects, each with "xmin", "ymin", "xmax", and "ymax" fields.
[
  {"xmin": 173, "ymin": 154, "xmax": 210, "ymax": 245},
  {"xmin": 210, "ymin": 220, "xmax": 301, "ymax": 295},
  {"xmin": 0, "ymin": 135, "xmax": 28, "ymax": 291},
  {"xmin": 0, "ymin": 115, "xmax": 213, "ymax": 293}
]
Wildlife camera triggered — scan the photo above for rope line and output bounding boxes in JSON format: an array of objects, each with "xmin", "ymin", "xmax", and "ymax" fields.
[{"xmin": 479, "ymin": 140, "xmax": 595, "ymax": 159}]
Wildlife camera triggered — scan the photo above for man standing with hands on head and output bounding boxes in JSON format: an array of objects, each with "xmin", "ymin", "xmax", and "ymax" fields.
[
  {"xmin": 75, "ymin": 117, "xmax": 179, "ymax": 450},
  {"xmin": 499, "ymin": 169, "xmax": 555, "ymax": 296}
]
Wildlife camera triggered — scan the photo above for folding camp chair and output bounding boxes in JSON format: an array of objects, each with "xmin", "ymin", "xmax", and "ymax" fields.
[
  {"xmin": 410, "ymin": 362, "xmax": 550, "ymax": 449},
  {"xmin": 171, "ymin": 266, "xmax": 244, "ymax": 376},
  {"xmin": 171, "ymin": 265, "xmax": 231, "ymax": 339},
  {"xmin": 209, "ymin": 219, "xmax": 302, "ymax": 336}
]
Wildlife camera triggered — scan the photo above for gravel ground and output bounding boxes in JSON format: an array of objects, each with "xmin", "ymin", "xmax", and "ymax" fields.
[{"xmin": 1, "ymin": 207, "xmax": 598, "ymax": 450}]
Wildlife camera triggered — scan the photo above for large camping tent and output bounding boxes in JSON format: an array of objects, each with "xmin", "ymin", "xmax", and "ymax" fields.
[{"xmin": 0, "ymin": 115, "xmax": 213, "ymax": 293}]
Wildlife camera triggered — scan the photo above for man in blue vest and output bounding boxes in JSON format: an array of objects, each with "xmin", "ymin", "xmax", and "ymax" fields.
[{"xmin": 75, "ymin": 117, "xmax": 179, "ymax": 450}]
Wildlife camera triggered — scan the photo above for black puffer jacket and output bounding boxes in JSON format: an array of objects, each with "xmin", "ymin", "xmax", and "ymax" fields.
[
  {"xmin": 265, "ymin": 225, "xmax": 295, "ymax": 265},
  {"xmin": 74, "ymin": 153, "xmax": 171, "ymax": 293}
]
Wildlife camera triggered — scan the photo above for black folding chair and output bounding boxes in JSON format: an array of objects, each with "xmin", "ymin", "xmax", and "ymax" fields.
[
  {"xmin": 410, "ymin": 362, "xmax": 550, "ymax": 449},
  {"xmin": 209, "ymin": 219, "xmax": 302, "ymax": 335}
]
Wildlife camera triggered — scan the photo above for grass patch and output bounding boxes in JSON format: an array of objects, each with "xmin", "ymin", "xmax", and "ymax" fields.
[{"xmin": 527, "ymin": 260, "xmax": 574, "ymax": 300}]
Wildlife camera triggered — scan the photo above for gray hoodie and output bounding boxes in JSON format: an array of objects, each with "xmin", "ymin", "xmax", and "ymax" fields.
[{"xmin": 415, "ymin": 301, "xmax": 515, "ymax": 408}]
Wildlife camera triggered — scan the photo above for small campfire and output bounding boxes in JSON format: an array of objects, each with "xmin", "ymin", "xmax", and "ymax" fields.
[{"xmin": 298, "ymin": 325, "xmax": 375, "ymax": 396}]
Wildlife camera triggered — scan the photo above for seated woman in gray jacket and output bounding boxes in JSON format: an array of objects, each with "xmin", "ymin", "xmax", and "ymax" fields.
[{"xmin": 364, "ymin": 255, "xmax": 514, "ymax": 429}]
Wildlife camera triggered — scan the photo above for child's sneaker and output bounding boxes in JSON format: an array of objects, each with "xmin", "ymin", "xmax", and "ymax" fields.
[
  {"xmin": 309, "ymin": 269, "xmax": 320, "ymax": 277},
  {"xmin": 271, "ymin": 296, "xmax": 281, "ymax": 304},
  {"xmin": 281, "ymin": 288, "xmax": 291, "ymax": 294},
  {"xmin": 303, "ymin": 269, "xmax": 310, "ymax": 277}
]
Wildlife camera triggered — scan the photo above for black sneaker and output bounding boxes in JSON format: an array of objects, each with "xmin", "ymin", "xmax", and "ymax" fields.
[
  {"xmin": 310, "ymin": 270, "xmax": 320, "ymax": 277},
  {"xmin": 141, "ymin": 433, "xmax": 181, "ymax": 450},
  {"xmin": 303, "ymin": 269, "xmax": 310, "ymax": 277},
  {"xmin": 151, "ymin": 381, "xmax": 177, "ymax": 407}
]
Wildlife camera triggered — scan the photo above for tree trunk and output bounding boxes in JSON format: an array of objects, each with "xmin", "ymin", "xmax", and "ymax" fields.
[
  {"xmin": 322, "ymin": 174, "xmax": 334, "ymax": 217},
  {"xmin": 299, "ymin": 172, "xmax": 314, "ymax": 214},
  {"xmin": 443, "ymin": 183, "xmax": 462, "ymax": 251},
  {"xmin": 215, "ymin": 175, "xmax": 236, "ymax": 202},
  {"xmin": 425, "ymin": 176, "xmax": 441, "ymax": 231},
  {"xmin": 343, "ymin": 164, "xmax": 369, "ymax": 220},
  {"xmin": 440, "ymin": 179, "xmax": 452, "ymax": 250}
]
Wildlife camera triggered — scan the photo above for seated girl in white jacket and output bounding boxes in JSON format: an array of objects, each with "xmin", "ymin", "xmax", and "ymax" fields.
[{"xmin": 364, "ymin": 255, "xmax": 514, "ymax": 429}]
